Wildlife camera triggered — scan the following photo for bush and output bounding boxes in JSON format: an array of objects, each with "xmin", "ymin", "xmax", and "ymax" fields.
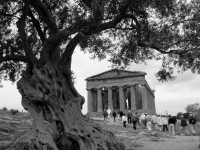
[
  {"xmin": 177, "ymin": 112, "xmax": 182, "ymax": 119},
  {"xmin": 10, "ymin": 109, "xmax": 19, "ymax": 115},
  {"xmin": 3, "ymin": 106, "xmax": 7, "ymax": 111},
  {"xmin": 183, "ymin": 113, "xmax": 190, "ymax": 119}
]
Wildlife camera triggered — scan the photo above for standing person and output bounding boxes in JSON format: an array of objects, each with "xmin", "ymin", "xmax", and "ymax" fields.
[
  {"xmin": 168, "ymin": 115, "xmax": 176, "ymax": 136},
  {"xmin": 122, "ymin": 113, "xmax": 127, "ymax": 128},
  {"xmin": 157, "ymin": 115, "xmax": 163, "ymax": 131},
  {"xmin": 107, "ymin": 108, "xmax": 111, "ymax": 119},
  {"xmin": 180, "ymin": 115, "xmax": 189, "ymax": 135},
  {"xmin": 162, "ymin": 115, "xmax": 168, "ymax": 131},
  {"xmin": 146, "ymin": 114, "xmax": 152, "ymax": 131},
  {"xmin": 188, "ymin": 113, "xmax": 197, "ymax": 135},
  {"xmin": 135, "ymin": 112, "xmax": 140, "ymax": 125},
  {"xmin": 103, "ymin": 109, "xmax": 108, "ymax": 121},
  {"xmin": 172, "ymin": 116, "xmax": 177, "ymax": 131},
  {"xmin": 140, "ymin": 113, "xmax": 146, "ymax": 129},
  {"xmin": 144, "ymin": 113, "xmax": 148, "ymax": 127},
  {"xmin": 117, "ymin": 109, "xmax": 120, "ymax": 120},
  {"xmin": 127, "ymin": 110, "xmax": 133, "ymax": 124},
  {"xmin": 151, "ymin": 114, "xmax": 158, "ymax": 130},
  {"xmin": 119, "ymin": 110, "xmax": 124, "ymax": 121},
  {"xmin": 112, "ymin": 110, "xmax": 117, "ymax": 122},
  {"xmin": 131, "ymin": 113, "xmax": 138, "ymax": 130}
]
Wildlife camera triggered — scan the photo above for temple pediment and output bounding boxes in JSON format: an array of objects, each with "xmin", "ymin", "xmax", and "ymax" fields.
[{"xmin": 85, "ymin": 69, "xmax": 146, "ymax": 81}]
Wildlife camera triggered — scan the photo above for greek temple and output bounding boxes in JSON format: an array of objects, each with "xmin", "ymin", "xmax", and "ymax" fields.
[{"xmin": 85, "ymin": 69, "xmax": 156, "ymax": 115}]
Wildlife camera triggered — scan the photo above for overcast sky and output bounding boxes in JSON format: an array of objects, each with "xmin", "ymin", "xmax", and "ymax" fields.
[{"xmin": 0, "ymin": 48, "xmax": 200, "ymax": 116}]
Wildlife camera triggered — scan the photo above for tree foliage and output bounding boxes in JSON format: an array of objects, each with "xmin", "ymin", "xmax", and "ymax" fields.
[
  {"xmin": 2, "ymin": 106, "xmax": 7, "ymax": 111},
  {"xmin": 176, "ymin": 112, "xmax": 182, "ymax": 119},
  {"xmin": 185, "ymin": 103, "xmax": 199, "ymax": 113},
  {"xmin": 10, "ymin": 109, "xmax": 19, "ymax": 115},
  {"xmin": 195, "ymin": 108, "xmax": 200, "ymax": 121},
  {"xmin": 0, "ymin": 0, "xmax": 200, "ymax": 84},
  {"xmin": 185, "ymin": 103, "xmax": 200, "ymax": 121},
  {"xmin": 183, "ymin": 112, "xmax": 190, "ymax": 119}
]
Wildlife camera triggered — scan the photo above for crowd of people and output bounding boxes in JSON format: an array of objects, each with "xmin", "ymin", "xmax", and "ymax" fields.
[{"xmin": 102, "ymin": 109, "xmax": 197, "ymax": 136}]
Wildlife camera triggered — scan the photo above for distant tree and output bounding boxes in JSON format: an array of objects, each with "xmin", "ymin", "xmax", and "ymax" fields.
[
  {"xmin": 1, "ymin": 0, "xmax": 200, "ymax": 149},
  {"xmin": 2, "ymin": 106, "xmax": 7, "ymax": 111},
  {"xmin": 185, "ymin": 103, "xmax": 199, "ymax": 114},
  {"xmin": 194, "ymin": 108, "xmax": 200, "ymax": 121},
  {"xmin": 177, "ymin": 112, "xmax": 182, "ymax": 119},
  {"xmin": 185, "ymin": 103, "xmax": 200, "ymax": 121},
  {"xmin": 10, "ymin": 109, "xmax": 19, "ymax": 115},
  {"xmin": 183, "ymin": 113, "xmax": 190, "ymax": 119}
]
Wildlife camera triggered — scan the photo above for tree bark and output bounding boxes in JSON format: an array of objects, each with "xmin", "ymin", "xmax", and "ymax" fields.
[{"xmin": 7, "ymin": 62, "xmax": 125, "ymax": 150}]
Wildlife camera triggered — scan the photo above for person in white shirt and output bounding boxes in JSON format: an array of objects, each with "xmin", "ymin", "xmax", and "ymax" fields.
[
  {"xmin": 122, "ymin": 113, "xmax": 128, "ymax": 128},
  {"xmin": 151, "ymin": 114, "xmax": 158, "ymax": 130},
  {"xmin": 146, "ymin": 114, "xmax": 152, "ymax": 131},
  {"xmin": 107, "ymin": 108, "xmax": 111, "ymax": 119},
  {"xmin": 140, "ymin": 113, "xmax": 146, "ymax": 129},
  {"xmin": 157, "ymin": 115, "xmax": 163, "ymax": 131},
  {"xmin": 162, "ymin": 115, "xmax": 168, "ymax": 131}
]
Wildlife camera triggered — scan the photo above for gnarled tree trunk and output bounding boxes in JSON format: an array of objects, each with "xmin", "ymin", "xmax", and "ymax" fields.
[{"xmin": 8, "ymin": 62, "xmax": 125, "ymax": 150}]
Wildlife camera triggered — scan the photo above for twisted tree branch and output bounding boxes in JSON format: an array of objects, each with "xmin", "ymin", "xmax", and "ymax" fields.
[
  {"xmin": 138, "ymin": 41, "xmax": 186, "ymax": 55},
  {"xmin": 17, "ymin": 2, "xmax": 37, "ymax": 65},
  {"xmin": 40, "ymin": 28, "xmax": 78, "ymax": 62},
  {"xmin": 60, "ymin": 33, "xmax": 83, "ymax": 67},
  {"xmin": 0, "ymin": 55, "xmax": 27, "ymax": 63},
  {"xmin": 28, "ymin": 0, "xmax": 58, "ymax": 35},
  {"xmin": 28, "ymin": 8, "xmax": 46, "ymax": 43}
]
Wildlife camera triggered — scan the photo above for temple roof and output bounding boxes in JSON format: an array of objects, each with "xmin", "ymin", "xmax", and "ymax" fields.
[{"xmin": 85, "ymin": 69, "xmax": 146, "ymax": 81}]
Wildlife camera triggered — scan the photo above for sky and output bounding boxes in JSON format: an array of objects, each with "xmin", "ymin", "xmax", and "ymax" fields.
[{"xmin": 0, "ymin": 48, "xmax": 200, "ymax": 116}]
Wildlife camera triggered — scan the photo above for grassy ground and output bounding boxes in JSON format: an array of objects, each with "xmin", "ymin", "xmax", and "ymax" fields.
[{"xmin": 173, "ymin": 120, "xmax": 200, "ymax": 135}]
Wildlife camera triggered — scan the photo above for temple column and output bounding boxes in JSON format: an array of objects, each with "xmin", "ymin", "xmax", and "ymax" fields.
[
  {"xmin": 97, "ymin": 88, "xmax": 103, "ymax": 112},
  {"xmin": 130, "ymin": 85, "xmax": 136, "ymax": 110},
  {"xmin": 141, "ymin": 85, "xmax": 148, "ymax": 109},
  {"xmin": 87, "ymin": 89, "xmax": 94, "ymax": 112},
  {"xmin": 108, "ymin": 87, "xmax": 113, "ymax": 110},
  {"xmin": 119, "ymin": 86, "xmax": 125, "ymax": 110}
]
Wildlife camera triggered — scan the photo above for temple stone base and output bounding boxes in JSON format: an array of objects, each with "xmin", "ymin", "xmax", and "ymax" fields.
[
  {"xmin": 86, "ymin": 112, "xmax": 104, "ymax": 118},
  {"xmin": 86, "ymin": 109, "xmax": 157, "ymax": 119},
  {"xmin": 130, "ymin": 109, "xmax": 157, "ymax": 115}
]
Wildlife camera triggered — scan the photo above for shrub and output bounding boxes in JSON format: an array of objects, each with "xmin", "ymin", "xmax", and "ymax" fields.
[
  {"xmin": 10, "ymin": 109, "xmax": 19, "ymax": 115},
  {"xmin": 3, "ymin": 106, "xmax": 7, "ymax": 111},
  {"xmin": 183, "ymin": 113, "xmax": 190, "ymax": 119},
  {"xmin": 177, "ymin": 112, "xmax": 182, "ymax": 119}
]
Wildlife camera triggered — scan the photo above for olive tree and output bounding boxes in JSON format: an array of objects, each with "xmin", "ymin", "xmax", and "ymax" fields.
[{"xmin": 0, "ymin": 0, "xmax": 200, "ymax": 150}]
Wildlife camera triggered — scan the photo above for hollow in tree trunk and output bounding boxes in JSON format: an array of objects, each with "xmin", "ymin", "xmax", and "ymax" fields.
[{"xmin": 8, "ymin": 62, "xmax": 125, "ymax": 150}]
